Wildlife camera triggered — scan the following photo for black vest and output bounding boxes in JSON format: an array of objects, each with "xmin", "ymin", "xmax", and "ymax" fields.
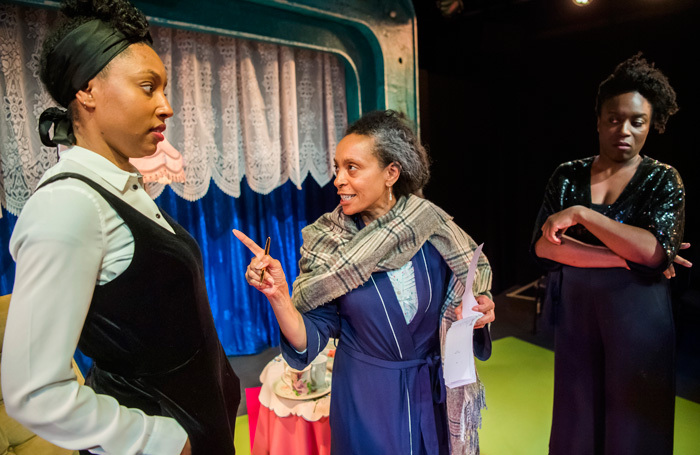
[{"xmin": 39, "ymin": 173, "xmax": 239, "ymax": 454}]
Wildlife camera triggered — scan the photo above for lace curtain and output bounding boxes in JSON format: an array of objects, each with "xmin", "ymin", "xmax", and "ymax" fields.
[{"xmin": 0, "ymin": 4, "xmax": 347, "ymax": 215}]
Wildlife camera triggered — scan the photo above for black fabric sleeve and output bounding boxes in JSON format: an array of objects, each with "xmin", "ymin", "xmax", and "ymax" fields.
[
  {"xmin": 625, "ymin": 166, "xmax": 685, "ymax": 274},
  {"xmin": 530, "ymin": 165, "xmax": 566, "ymax": 271}
]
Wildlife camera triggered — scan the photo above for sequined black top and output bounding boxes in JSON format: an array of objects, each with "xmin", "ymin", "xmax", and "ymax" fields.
[{"xmin": 532, "ymin": 155, "xmax": 685, "ymax": 273}]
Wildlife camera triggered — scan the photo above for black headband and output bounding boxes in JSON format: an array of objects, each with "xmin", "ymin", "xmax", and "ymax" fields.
[{"xmin": 39, "ymin": 19, "xmax": 152, "ymax": 147}]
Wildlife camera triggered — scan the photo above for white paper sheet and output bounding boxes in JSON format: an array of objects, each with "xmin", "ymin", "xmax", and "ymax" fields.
[{"xmin": 443, "ymin": 243, "xmax": 484, "ymax": 388}]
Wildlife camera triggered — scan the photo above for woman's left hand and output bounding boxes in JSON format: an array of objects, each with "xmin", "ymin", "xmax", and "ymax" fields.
[
  {"xmin": 541, "ymin": 206, "xmax": 584, "ymax": 245},
  {"xmin": 455, "ymin": 294, "xmax": 495, "ymax": 329},
  {"xmin": 664, "ymin": 242, "xmax": 692, "ymax": 279}
]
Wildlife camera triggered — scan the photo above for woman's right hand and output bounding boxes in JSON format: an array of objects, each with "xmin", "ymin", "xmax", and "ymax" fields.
[
  {"xmin": 540, "ymin": 206, "xmax": 584, "ymax": 245},
  {"xmin": 233, "ymin": 229, "xmax": 289, "ymax": 298},
  {"xmin": 233, "ymin": 229, "xmax": 308, "ymax": 350},
  {"xmin": 179, "ymin": 438, "xmax": 192, "ymax": 455}
]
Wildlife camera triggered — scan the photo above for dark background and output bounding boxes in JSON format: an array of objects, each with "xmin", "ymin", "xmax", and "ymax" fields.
[
  {"xmin": 411, "ymin": 0, "xmax": 700, "ymax": 393},
  {"xmin": 412, "ymin": 0, "xmax": 699, "ymax": 295}
]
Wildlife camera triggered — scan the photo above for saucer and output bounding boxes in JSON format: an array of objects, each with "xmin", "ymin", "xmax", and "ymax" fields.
[{"xmin": 273, "ymin": 372, "xmax": 332, "ymax": 400}]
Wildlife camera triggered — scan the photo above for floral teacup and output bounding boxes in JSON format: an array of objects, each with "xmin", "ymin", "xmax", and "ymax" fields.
[{"xmin": 283, "ymin": 364, "xmax": 313, "ymax": 395}]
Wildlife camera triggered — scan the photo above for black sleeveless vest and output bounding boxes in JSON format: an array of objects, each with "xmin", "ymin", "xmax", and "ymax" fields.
[{"xmin": 39, "ymin": 173, "xmax": 240, "ymax": 454}]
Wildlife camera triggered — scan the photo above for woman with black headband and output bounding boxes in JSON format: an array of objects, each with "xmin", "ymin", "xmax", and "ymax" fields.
[{"xmin": 1, "ymin": 1, "xmax": 240, "ymax": 454}]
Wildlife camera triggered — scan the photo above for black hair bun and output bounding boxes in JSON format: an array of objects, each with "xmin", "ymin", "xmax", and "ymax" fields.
[{"xmin": 60, "ymin": 0, "xmax": 149, "ymax": 41}]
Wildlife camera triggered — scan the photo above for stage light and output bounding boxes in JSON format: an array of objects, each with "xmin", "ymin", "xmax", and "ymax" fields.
[
  {"xmin": 436, "ymin": 0, "xmax": 464, "ymax": 17},
  {"xmin": 572, "ymin": 0, "xmax": 592, "ymax": 6}
]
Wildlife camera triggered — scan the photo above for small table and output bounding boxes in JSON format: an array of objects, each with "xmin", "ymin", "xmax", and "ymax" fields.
[{"xmin": 252, "ymin": 354, "xmax": 332, "ymax": 455}]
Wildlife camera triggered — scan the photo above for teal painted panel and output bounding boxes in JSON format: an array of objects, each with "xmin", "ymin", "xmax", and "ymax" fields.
[{"xmin": 244, "ymin": 0, "xmax": 419, "ymax": 126}]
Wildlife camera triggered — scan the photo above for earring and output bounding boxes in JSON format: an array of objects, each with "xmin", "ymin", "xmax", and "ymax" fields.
[
  {"xmin": 389, "ymin": 188, "xmax": 393, "ymax": 201},
  {"xmin": 83, "ymin": 101, "xmax": 87, "ymax": 108}
]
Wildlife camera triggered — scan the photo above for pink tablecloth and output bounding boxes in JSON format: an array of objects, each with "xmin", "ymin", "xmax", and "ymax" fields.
[
  {"xmin": 252, "ymin": 405, "xmax": 330, "ymax": 455},
  {"xmin": 251, "ymin": 356, "xmax": 332, "ymax": 454}
]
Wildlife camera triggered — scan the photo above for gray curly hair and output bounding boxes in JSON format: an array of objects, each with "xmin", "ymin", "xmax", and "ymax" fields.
[{"xmin": 345, "ymin": 110, "xmax": 431, "ymax": 198}]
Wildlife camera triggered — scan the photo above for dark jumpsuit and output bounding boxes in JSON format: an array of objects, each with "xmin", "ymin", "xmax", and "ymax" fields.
[{"xmin": 531, "ymin": 156, "xmax": 685, "ymax": 455}]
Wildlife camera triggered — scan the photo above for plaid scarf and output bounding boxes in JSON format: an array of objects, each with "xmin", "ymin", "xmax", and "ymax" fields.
[
  {"xmin": 292, "ymin": 194, "xmax": 491, "ymax": 453},
  {"xmin": 292, "ymin": 194, "xmax": 492, "ymax": 313}
]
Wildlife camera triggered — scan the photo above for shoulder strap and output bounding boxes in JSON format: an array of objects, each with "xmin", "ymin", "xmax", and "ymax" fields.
[
  {"xmin": 35, "ymin": 171, "xmax": 139, "ymax": 220},
  {"xmin": 37, "ymin": 172, "xmax": 111, "ymax": 197}
]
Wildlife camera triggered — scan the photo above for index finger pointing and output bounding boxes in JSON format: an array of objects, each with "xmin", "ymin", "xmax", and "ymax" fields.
[{"xmin": 232, "ymin": 229, "xmax": 264, "ymax": 255}]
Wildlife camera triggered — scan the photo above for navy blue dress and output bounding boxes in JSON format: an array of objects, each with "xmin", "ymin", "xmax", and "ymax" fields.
[{"xmin": 281, "ymin": 242, "xmax": 451, "ymax": 455}]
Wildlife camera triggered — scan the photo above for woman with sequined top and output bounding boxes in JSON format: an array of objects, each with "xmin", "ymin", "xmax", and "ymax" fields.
[{"xmin": 531, "ymin": 54, "xmax": 686, "ymax": 455}]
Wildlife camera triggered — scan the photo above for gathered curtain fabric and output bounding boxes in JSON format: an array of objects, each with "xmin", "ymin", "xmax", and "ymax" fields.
[
  {"xmin": 0, "ymin": 3, "xmax": 347, "ymax": 214},
  {"xmin": 0, "ymin": 4, "xmax": 348, "ymax": 355}
]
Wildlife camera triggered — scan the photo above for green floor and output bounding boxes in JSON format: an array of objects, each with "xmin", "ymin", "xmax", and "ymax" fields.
[
  {"xmin": 477, "ymin": 337, "xmax": 700, "ymax": 454},
  {"xmin": 234, "ymin": 415, "xmax": 251, "ymax": 455},
  {"xmin": 234, "ymin": 337, "xmax": 700, "ymax": 455}
]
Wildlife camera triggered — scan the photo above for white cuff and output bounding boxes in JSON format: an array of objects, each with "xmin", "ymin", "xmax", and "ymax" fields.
[{"xmin": 142, "ymin": 416, "xmax": 188, "ymax": 455}]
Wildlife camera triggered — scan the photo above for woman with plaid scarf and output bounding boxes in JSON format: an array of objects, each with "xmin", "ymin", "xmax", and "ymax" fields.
[{"xmin": 236, "ymin": 110, "xmax": 495, "ymax": 454}]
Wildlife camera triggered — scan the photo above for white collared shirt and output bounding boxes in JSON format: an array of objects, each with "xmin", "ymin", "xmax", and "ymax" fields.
[{"xmin": 2, "ymin": 147, "xmax": 187, "ymax": 454}]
